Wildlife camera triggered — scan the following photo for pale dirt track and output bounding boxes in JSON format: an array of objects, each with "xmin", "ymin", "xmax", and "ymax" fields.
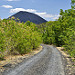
[{"xmin": 3, "ymin": 44, "xmax": 65, "ymax": 75}]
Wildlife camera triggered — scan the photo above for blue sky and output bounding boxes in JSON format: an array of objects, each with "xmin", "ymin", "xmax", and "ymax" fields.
[{"xmin": 0, "ymin": 0, "xmax": 71, "ymax": 21}]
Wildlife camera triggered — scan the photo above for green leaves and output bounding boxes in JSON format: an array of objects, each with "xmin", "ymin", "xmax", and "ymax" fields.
[
  {"xmin": 40, "ymin": 7, "xmax": 75, "ymax": 58},
  {"xmin": 0, "ymin": 19, "xmax": 42, "ymax": 58}
]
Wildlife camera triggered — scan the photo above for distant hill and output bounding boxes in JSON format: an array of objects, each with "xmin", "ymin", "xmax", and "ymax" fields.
[{"xmin": 8, "ymin": 11, "xmax": 47, "ymax": 24}]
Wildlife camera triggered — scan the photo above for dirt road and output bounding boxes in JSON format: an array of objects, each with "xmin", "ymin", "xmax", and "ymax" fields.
[{"xmin": 3, "ymin": 44, "xmax": 65, "ymax": 75}]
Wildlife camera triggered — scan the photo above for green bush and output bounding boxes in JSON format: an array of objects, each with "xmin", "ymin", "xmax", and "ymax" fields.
[
  {"xmin": 0, "ymin": 19, "xmax": 42, "ymax": 58},
  {"xmin": 40, "ymin": 6, "xmax": 75, "ymax": 57}
]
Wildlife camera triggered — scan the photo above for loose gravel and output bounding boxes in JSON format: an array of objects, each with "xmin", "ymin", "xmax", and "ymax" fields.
[{"xmin": 3, "ymin": 44, "xmax": 65, "ymax": 75}]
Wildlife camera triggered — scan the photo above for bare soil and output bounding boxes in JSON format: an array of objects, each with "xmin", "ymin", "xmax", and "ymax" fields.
[
  {"xmin": 57, "ymin": 47, "xmax": 75, "ymax": 75},
  {"xmin": 0, "ymin": 46, "xmax": 42, "ymax": 74},
  {"xmin": 2, "ymin": 45, "xmax": 65, "ymax": 75}
]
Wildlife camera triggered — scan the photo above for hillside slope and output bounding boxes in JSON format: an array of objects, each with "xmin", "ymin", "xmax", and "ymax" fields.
[{"xmin": 9, "ymin": 11, "xmax": 47, "ymax": 24}]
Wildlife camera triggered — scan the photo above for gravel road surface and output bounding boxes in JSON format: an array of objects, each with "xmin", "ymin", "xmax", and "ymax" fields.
[{"xmin": 3, "ymin": 44, "xmax": 65, "ymax": 75}]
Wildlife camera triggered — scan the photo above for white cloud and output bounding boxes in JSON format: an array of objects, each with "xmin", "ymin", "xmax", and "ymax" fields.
[
  {"xmin": 36, "ymin": 12, "xmax": 54, "ymax": 18},
  {"xmin": 10, "ymin": 8, "xmax": 54, "ymax": 18},
  {"xmin": 10, "ymin": 8, "xmax": 37, "ymax": 13},
  {"xmin": 52, "ymin": 15, "xmax": 60, "ymax": 20},
  {"xmin": 10, "ymin": 8, "xmax": 60, "ymax": 20},
  {"xmin": 7, "ymin": 0, "xmax": 19, "ymax": 1},
  {"xmin": 2, "ymin": 5, "xmax": 13, "ymax": 8}
]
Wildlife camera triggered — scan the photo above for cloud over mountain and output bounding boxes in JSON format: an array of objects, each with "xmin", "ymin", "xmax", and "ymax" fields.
[{"xmin": 10, "ymin": 8, "xmax": 60, "ymax": 20}]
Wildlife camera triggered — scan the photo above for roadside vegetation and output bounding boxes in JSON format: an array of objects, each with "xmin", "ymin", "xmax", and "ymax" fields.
[
  {"xmin": 39, "ymin": 0, "xmax": 75, "ymax": 58},
  {"xmin": 0, "ymin": 18, "xmax": 42, "ymax": 59}
]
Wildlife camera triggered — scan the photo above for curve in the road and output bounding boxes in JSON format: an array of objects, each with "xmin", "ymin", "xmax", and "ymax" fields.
[{"xmin": 3, "ymin": 44, "xmax": 65, "ymax": 75}]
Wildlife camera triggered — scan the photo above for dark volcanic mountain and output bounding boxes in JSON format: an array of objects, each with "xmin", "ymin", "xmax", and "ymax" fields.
[{"xmin": 9, "ymin": 11, "xmax": 47, "ymax": 24}]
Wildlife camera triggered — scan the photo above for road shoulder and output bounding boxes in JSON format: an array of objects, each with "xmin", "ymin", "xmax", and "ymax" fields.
[
  {"xmin": 57, "ymin": 47, "xmax": 75, "ymax": 75},
  {"xmin": 0, "ymin": 46, "xmax": 43, "ymax": 75}
]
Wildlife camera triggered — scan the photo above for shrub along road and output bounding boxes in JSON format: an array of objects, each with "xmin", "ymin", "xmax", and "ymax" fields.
[{"xmin": 3, "ymin": 44, "xmax": 65, "ymax": 75}]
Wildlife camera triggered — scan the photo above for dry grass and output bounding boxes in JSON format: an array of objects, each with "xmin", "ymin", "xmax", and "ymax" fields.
[
  {"xmin": 57, "ymin": 47, "xmax": 75, "ymax": 75},
  {"xmin": 0, "ymin": 46, "xmax": 43, "ymax": 72}
]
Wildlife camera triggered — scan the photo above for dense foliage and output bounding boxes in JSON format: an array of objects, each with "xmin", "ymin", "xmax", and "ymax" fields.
[
  {"xmin": 39, "ymin": 8, "xmax": 75, "ymax": 57},
  {"xmin": 0, "ymin": 18, "xmax": 42, "ymax": 58}
]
